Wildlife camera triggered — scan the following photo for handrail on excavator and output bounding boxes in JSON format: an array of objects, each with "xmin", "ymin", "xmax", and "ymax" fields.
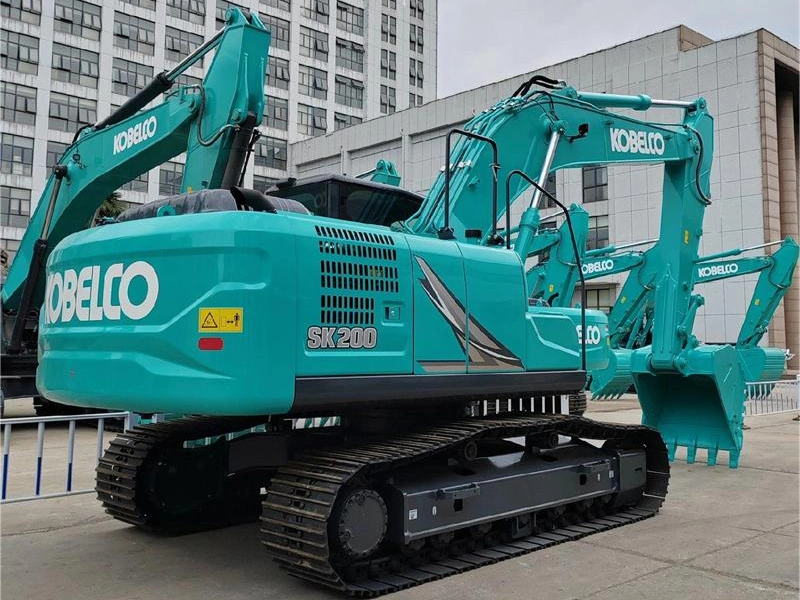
[{"xmin": 506, "ymin": 169, "xmax": 588, "ymax": 372}]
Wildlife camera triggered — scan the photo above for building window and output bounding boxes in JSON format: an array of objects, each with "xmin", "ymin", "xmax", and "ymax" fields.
[
  {"xmin": 122, "ymin": 170, "xmax": 149, "ymax": 192},
  {"xmin": 299, "ymin": 64, "xmax": 328, "ymax": 100},
  {"xmin": 49, "ymin": 92, "xmax": 96, "ymax": 132},
  {"xmin": 300, "ymin": 26, "xmax": 329, "ymax": 61},
  {"xmin": 408, "ymin": 92, "xmax": 422, "ymax": 107},
  {"xmin": 381, "ymin": 49, "xmax": 396, "ymax": 80},
  {"xmin": 52, "ymin": 43, "xmax": 99, "ymax": 88},
  {"xmin": 267, "ymin": 55, "xmax": 290, "ymax": 90},
  {"xmin": 53, "ymin": 0, "xmax": 102, "ymax": 40},
  {"xmin": 381, "ymin": 14, "xmax": 397, "ymax": 44},
  {"xmin": 334, "ymin": 112, "xmax": 361, "ymax": 130},
  {"xmin": 382, "ymin": 0, "xmax": 396, "ymax": 8},
  {"xmin": 122, "ymin": 0, "xmax": 156, "ymax": 9},
  {"xmin": 215, "ymin": 0, "xmax": 245, "ymax": 28},
  {"xmin": 336, "ymin": 1, "xmax": 363, "ymax": 35},
  {"xmin": 264, "ymin": 96, "xmax": 288, "ymax": 131},
  {"xmin": 1, "ymin": 134, "xmax": 34, "ymax": 176},
  {"xmin": 302, "ymin": 0, "xmax": 329, "ymax": 23},
  {"xmin": 0, "ymin": 186, "xmax": 30, "ymax": 228},
  {"xmin": 409, "ymin": 57, "xmax": 423, "ymax": 87},
  {"xmin": 176, "ymin": 73, "xmax": 202, "ymax": 87},
  {"xmin": 409, "ymin": 24, "xmax": 424, "ymax": 53},
  {"xmin": 1, "ymin": 0, "xmax": 42, "ymax": 25},
  {"xmin": 159, "ymin": 161, "xmax": 184, "ymax": 196},
  {"xmin": 254, "ymin": 136, "xmax": 287, "ymax": 170},
  {"xmin": 112, "ymin": 58, "xmax": 154, "ymax": 97},
  {"xmin": 262, "ymin": 0, "xmax": 290, "ymax": 11},
  {"xmin": 409, "ymin": 0, "xmax": 423, "ymax": 19},
  {"xmin": 114, "ymin": 12, "xmax": 155, "ymax": 55},
  {"xmin": 252, "ymin": 174, "xmax": 278, "ymax": 191},
  {"xmin": 261, "ymin": 14, "xmax": 290, "ymax": 50},
  {"xmin": 165, "ymin": 27, "xmax": 204, "ymax": 63},
  {"xmin": 335, "ymin": 75, "xmax": 363, "ymax": 109},
  {"xmin": 1, "ymin": 29, "xmax": 39, "ymax": 75},
  {"xmin": 166, "ymin": 0, "xmax": 205, "ymax": 25},
  {"xmin": 586, "ymin": 215, "xmax": 609, "ymax": 250},
  {"xmin": 47, "ymin": 141, "xmax": 69, "ymax": 168},
  {"xmin": 297, "ymin": 103, "xmax": 327, "ymax": 137},
  {"xmin": 380, "ymin": 85, "xmax": 396, "ymax": 114},
  {"xmin": 582, "ymin": 165, "xmax": 608, "ymax": 203},
  {"xmin": 336, "ymin": 38, "xmax": 364, "ymax": 72},
  {"xmin": 540, "ymin": 172, "xmax": 558, "ymax": 208},
  {"xmin": 1, "ymin": 82, "xmax": 36, "ymax": 126},
  {"xmin": 585, "ymin": 287, "xmax": 614, "ymax": 313}
]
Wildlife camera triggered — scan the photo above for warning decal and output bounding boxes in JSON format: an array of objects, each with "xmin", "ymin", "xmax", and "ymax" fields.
[
  {"xmin": 198, "ymin": 308, "xmax": 243, "ymax": 333},
  {"xmin": 201, "ymin": 312, "xmax": 219, "ymax": 329}
]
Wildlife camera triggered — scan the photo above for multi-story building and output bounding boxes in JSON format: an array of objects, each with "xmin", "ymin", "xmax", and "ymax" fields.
[
  {"xmin": 0, "ymin": 0, "xmax": 438, "ymax": 263},
  {"xmin": 289, "ymin": 26, "xmax": 800, "ymax": 373}
]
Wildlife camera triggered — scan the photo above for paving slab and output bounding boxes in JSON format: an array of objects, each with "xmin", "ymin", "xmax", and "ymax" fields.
[
  {"xmin": 584, "ymin": 565, "xmax": 797, "ymax": 600},
  {"xmin": 689, "ymin": 530, "xmax": 800, "ymax": 589}
]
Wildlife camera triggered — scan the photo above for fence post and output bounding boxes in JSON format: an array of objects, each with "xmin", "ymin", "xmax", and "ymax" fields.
[
  {"xmin": 2, "ymin": 423, "xmax": 11, "ymax": 500},
  {"xmin": 796, "ymin": 375, "xmax": 800, "ymax": 421},
  {"xmin": 35, "ymin": 422, "xmax": 45, "ymax": 496}
]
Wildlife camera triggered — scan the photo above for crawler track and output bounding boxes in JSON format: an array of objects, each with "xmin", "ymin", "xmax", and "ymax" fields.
[
  {"xmin": 96, "ymin": 416, "xmax": 268, "ymax": 533},
  {"xmin": 261, "ymin": 414, "xmax": 669, "ymax": 597}
]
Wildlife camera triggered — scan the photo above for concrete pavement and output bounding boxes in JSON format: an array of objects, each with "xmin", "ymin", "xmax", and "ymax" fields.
[{"xmin": 1, "ymin": 398, "xmax": 798, "ymax": 599}]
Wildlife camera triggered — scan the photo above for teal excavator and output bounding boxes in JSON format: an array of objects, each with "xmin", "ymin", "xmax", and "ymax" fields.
[
  {"xmin": 0, "ymin": 11, "xmax": 420, "ymax": 416},
  {"xmin": 8, "ymin": 17, "xmax": 747, "ymax": 590},
  {"xmin": 528, "ymin": 223, "xmax": 797, "ymax": 399}
]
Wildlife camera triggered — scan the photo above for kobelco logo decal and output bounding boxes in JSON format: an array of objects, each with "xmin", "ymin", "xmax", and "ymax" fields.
[
  {"xmin": 582, "ymin": 259, "xmax": 615, "ymax": 275},
  {"xmin": 113, "ymin": 116, "xmax": 157, "ymax": 155},
  {"xmin": 697, "ymin": 263, "xmax": 739, "ymax": 278},
  {"xmin": 610, "ymin": 128, "xmax": 665, "ymax": 156},
  {"xmin": 576, "ymin": 324, "xmax": 603, "ymax": 345},
  {"xmin": 45, "ymin": 261, "xmax": 159, "ymax": 324}
]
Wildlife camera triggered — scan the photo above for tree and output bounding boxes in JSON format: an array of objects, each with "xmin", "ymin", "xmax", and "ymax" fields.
[{"xmin": 90, "ymin": 190, "xmax": 129, "ymax": 225}]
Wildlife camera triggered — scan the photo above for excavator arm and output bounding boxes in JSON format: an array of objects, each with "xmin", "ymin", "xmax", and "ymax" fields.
[
  {"xmin": 1, "ymin": 8, "xmax": 270, "ymax": 394},
  {"xmin": 694, "ymin": 237, "xmax": 799, "ymax": 348}
]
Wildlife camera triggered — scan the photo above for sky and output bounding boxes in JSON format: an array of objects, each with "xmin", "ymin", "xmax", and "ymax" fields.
[{"xmin": 436, "ymin": 0, "xmax": 800, "ymax": 97}]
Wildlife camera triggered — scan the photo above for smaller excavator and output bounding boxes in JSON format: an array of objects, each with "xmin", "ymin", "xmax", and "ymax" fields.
[
  {"xmin": 692, "ymin": 238, "xmax": 799, "ymax": 381},
  {"xmin": 529, "ymin": 229, "xmax": 797, "ymax": 394}
]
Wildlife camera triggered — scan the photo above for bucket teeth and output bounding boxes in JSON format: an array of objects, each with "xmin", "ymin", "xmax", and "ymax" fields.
[{"xmin": 662, "ymin": 442, "xmax": 740, "ymax": 468}]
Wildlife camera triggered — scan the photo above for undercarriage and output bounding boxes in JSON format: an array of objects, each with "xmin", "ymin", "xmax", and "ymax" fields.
[{"xmin": 96, "ymin": 402, "xmax": 668, "ymax": 596}]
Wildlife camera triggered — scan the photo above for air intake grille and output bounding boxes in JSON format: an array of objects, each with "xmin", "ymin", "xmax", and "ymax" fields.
[{"xmin": 315, "ymin": 225, "xmax": 399, "ymax": 327}]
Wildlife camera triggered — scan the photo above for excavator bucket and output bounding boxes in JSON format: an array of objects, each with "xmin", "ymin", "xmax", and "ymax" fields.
[
  {"xmin": 590, "ymin": 348, "xmax": 634, "ymax": 399},
  {"xmin": 631, "ymin": 344, "xmax": 746, "ymax": 468},
  {"xmin": 736, "ymin": 346, "xmax": 787, "ymax": 383}
]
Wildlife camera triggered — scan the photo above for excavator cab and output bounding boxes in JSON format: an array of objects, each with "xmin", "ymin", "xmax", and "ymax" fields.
[{"xmin": 267, "ymin": 174, "xmax": 423, "ymax": 227}]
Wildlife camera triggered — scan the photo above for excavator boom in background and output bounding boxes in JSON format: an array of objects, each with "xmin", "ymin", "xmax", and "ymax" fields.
[{"xmin": 528, "ymin": 224, "xmax": 797, "ymax": 399}]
